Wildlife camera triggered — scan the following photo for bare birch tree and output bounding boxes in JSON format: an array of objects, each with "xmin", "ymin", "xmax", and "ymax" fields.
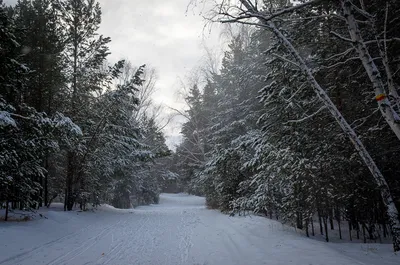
[
  {"xmin": 339, "ymin": 0, "xmax": 400, "ymax": 140},
  {"xmin": 205, "ymin": 0, "xmax": 400, "ymax": 251}
]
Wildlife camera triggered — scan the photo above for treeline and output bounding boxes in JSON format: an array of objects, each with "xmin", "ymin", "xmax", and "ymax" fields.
[
  {"xmin": 0, "ymin": 0, "xmax": 171, "ymax": 220},
  {"xmin": 172, "ymin": 0, "xmax": 400, "ymax": 249}
]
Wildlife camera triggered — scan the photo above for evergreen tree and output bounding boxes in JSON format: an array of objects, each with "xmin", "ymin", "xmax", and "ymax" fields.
[
  {"xmin": 1, "ymin": 0, "xmax": 171, "ymax": 215},
  {"xmin": 172, "ymin": 0, "xmax": 400, "ymax": 251}
]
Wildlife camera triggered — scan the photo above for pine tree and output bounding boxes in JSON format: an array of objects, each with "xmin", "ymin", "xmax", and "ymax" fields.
[
  {"xmin": 1, "ymin": 0, "xmax": 81, "ymax": 217},
  {"xmin": 10, "ymin": 0, "xmax": 67, "ymax": 206},
  {"xmin": 54, "ymin": 0, "xmax": 112, "ymax": 210}
]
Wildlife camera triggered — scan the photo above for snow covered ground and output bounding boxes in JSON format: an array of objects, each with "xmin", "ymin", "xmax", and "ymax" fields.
[{"xmin": 0, "ymin": 194, "xmax": 398, "ymax": 265}]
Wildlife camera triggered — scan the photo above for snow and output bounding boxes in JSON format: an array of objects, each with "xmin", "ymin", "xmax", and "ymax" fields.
[
  {"xmin": 0, "ymin": 194, "xmax": 398, "ymax": 265},
  {"xmin": 53, "ymin": 113, "xmax": 83, "ymax": 136},
  {"xmin": 0, "ymin": 111, "xmax": 16, "ymax": 127}
]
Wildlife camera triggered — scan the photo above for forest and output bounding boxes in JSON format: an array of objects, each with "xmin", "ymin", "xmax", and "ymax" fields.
[
  {"xmin": 1, "ymin": 0, "xmax": 400, "ymax": 253},
  {"xmin": 171, "ymin": 0, "xmax": 400, "ymax": 251},
  {"xmin": 0, "ymin": 0, "xmax": 172, "ymax": 217}
]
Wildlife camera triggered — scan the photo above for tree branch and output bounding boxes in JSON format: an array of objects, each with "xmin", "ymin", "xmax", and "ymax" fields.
[
  {"xmin": 284, "ymin": 106, "xmax": 327, "ymax": 124},
  {"xmin": 330, "ymin": 31, "xmax": 353, "ymax": 42}
]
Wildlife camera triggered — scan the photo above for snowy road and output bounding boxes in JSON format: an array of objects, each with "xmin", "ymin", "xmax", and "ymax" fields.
[{"xmin": 0, "ymin": 194, "xmax": 398, "ymax": 265}]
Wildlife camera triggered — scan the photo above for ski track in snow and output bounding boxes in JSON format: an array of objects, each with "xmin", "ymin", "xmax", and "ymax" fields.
[{"xmin": 0, "ymin": 194, "xmax": 399, "ymax": 265}]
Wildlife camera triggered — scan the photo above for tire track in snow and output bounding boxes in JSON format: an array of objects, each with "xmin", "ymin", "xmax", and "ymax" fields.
[
  {"xmin": 0, "ymin": 219, "xmax": 103, "ymax": 265},
  {"xmin": 179, "ymin": 209, "xmax": 198, "ymax": 265},
  {"xmin": 98, "ymin": 213, "xmax": 151, "ymax": 265},
  {"xmin": 45, "ymin": 218, "xmax": 126, "ymax": 265},
  {"xmin": 1, "ymin": 194, "xmax": 380, "ymax": 265}
]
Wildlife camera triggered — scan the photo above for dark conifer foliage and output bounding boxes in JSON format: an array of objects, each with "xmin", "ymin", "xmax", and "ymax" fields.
[
  {"xmin": 171, "ymin": 0, "xmax": 400, "ymax": 250},
  {"xmin": 0, "ymin": 0, "xmax": 171, "ymax": 218}
]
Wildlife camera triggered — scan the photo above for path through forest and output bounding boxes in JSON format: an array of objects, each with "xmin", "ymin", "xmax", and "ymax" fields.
[{"xmin": 0, "ymin": 194, "xmax": 398, "ymax": 265}]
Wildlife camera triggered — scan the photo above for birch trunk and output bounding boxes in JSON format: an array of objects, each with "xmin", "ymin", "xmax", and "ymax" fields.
[
  {"xmin": 341, "ymin": 0, "xmax": 400, "ymax": 140},
  {"xmin": 268, "ymin": 18, "xmax": 400, "ymax": 252},
  {"xmin": 380, "ymin": 2, "xmax": 400, "ymax": 111},
  {"xmin": 236, "ymin": 0, "xmax": 400, "ymax": 252}
]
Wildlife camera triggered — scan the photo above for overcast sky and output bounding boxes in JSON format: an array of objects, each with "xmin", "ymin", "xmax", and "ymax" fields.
[
  {"xmin": 98, "ymin": 0, "xmax": 223, "ymax": 150},
  {"xmin": 4, "ymin": 0, "xmax": 223, "ymax": 150}
]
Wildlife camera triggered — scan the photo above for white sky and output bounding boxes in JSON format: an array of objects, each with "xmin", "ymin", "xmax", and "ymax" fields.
[
  {"xmin": 97, "ymin": 0, "xmax": 224, "ymax": 150},
  {"xmin": 4, "ymin": 0, "xmax": 224, "ymax": 150}
]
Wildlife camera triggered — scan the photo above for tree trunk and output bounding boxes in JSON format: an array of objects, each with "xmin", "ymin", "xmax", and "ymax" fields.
[
  {"xmin": 368, "ymin": 224, "xmax": 375, "ymax": 241},
  {"xmin": 64, "ymin": 187, "xmax": 67, "ymax": 212},
  {"xmin": 341, "ymin": 0, "xmax": 400, "ymax": 140},
  {"xmin": 383, "ymin": 223, "xmax": 387, "ymax": 238},
  {"xmin": 236, "ymin": 0, "xmax": 400, "ymax": 252},
  {"xmin": 305, "ymin": 219, "xmax": 309, "ymax": 237},
  {"xmin": 267, "ymin": 19, "xmax": 400, "ymax": 250},
  {"xmin": 297, "ymin": 212, "xmax": 303, "ymax": 230},
  {"xmin": 44, "ymin": 155, "xmax": 49, "ymax": 207},
  {"xmin": 311, "ymin": 217, "xmax": 315, "ymax": 236},
  {"xmin": 318, "ymin": 209, "xmax": 324, "ymax": 235},
  {"xmin": 5, "ymin": 197, "xmax": 9, "ymax": 221},
  {"xmin": 362, "ymin": 223, "xmax": 367, "ymax": 243},
  {"xmin": 39, "ymin": 184, "xmax": 43, "ymax": 208},
  {"xmin": 66, "ymin": 152, "xmax": 75, "ymax": 211},
  {"xmin": 349, "ymin": 221, "xmax": 352, "ymax": 241},
  {"xmin": 323, "ymin": 216, "xmax": 329, "ymax": 242},
  {"xmin": 377, "ymin": 225, "xmax": 382, "ymax": 243},
  {"xmin": 47, "ymin": 193, "xmax": 57, "ymax": 208},
  {"xmin": 335, "ymin": 207, "xmax": 342, "ymax": 239},
  {"xmin": 63, "ymin": 4, "xmax": 80, "ymax": 213}
]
